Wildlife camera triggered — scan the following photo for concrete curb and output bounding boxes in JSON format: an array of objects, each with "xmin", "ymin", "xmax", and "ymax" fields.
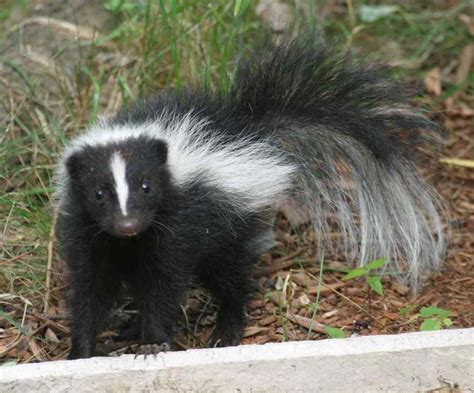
[{"xmin": 1, "ymin": 328, "xmax": 473, "ymax": 392}]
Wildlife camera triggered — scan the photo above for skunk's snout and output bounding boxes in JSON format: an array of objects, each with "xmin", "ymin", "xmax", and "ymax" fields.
[{"xmin": 116, "ymin": 217, "xmax": 139, "ymax": 237}]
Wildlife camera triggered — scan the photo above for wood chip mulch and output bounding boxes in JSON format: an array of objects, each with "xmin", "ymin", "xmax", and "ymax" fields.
[{"xmin": 0, "ymin": 96, "xmax": 472, "ymax": 364}]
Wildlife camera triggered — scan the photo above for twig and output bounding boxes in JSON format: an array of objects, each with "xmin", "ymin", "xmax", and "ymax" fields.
[
  {"xmin": 43, "ymin": 212, "xmax": 57, "ymax": 314},
  {"xmin": 440, "ymin": 157, "xmax": 474, "ymax": 168},
  {"xmin": 285, "ymin": 313, "xmax": 326, "ymax": 334},
  {"xmin": 8, "ymin": 304, "xmax": 69, "ymax": 335},
  {"xmin": 254, "ymin": 247, "xmax": 309, "ymax": 277},
  {"xmin": 7, "ymin": 16, "xmax": 98, "ymax": 41},
  {"xmin": 306, "ymin": 271, "xmax": 380, "ymax": 323},
  {"xmin": 0, "ymin": 252, "xmax": 31, "ymax": 265}
]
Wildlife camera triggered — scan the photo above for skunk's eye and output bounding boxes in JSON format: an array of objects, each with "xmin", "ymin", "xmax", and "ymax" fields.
[
  {"xmin": 95, "ymin": 189, "xmax": 104, "ymax": 200},
  {"xmin": 141, "ymin": 181, "xmax": 151, "ymax": 193}
]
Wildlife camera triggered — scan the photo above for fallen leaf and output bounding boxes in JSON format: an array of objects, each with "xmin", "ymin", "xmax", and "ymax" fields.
[
  {"xmin": 322, "ymin": 310, "xmax": 339, "ymax": 319},
  {"xmin": 44, "ymin": 328, "xmax": 60, "ymax": 343},
  {"xmin": 425, "ymin": 67, "xmax": 442, "ymax": 96},
  {"xmin": 383, "ymin": 311, "xmax": 399, "ymax": 321},
  {"xmin": 291, "ymin": 272, "xmax": 310, "ymax": 287},
  {"xmin": 27, "ymin": 338, "xmax": 44, "ymax": 361},
  {"xmin": 456, "ymin": 44, "xmax": 474, "ymax": 85},
  {"xmin": 259, "ymin": 315, "xmax": 278, "ymax": 326},
  {"xmin": 459, "ymin": 13, "xmax": 474, "ymax": 36},
  {"xmin": 243, "ymin": 326, "xmax": 270, "ymax": 338},
  {"xmin": 298, "ymin": 293, "xmax": 311, "ymax": 306},
  {"xmin": 393, "ymin": 282, "xmax": 410, "ymax": 296}
]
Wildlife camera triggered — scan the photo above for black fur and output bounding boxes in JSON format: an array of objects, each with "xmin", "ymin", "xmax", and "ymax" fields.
[
  {"xmin": 58, "ymin": 36, "xmax": 443, "ymax": 359},
  {"xmin": 58, "ymin": 142, "xmax": 264, "ymax": 358}
]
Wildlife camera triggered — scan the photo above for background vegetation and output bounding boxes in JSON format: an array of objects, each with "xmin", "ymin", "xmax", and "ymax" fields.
[{"xmin": 0, "ymin": 0, "xmax": 472, "ymax": 363}]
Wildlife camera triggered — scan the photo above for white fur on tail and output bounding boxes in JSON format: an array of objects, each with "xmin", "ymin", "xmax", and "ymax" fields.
[
  {"xmin": 55, "ymin": 111, "xmax": 445, "ymax": 292},
  {"xmin": 286, "ymin": 126, "xmax": 446, "ymax": 292}
]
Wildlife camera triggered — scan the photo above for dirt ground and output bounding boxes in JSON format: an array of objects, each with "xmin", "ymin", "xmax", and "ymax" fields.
[{"xmin": 0, "ymin": 0, "xmax": 472, "ymax": 363}]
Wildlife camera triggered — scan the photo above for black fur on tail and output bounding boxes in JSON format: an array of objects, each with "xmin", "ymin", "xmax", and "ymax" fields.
[{"xmin": 227, "ymin": 36, "xmax": 446, "ymax": 291}]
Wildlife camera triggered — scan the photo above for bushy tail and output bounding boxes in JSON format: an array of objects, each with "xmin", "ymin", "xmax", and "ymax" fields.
[{"xmin": 230, "ymin": 36, "xmax": 446, "ymax": 291}]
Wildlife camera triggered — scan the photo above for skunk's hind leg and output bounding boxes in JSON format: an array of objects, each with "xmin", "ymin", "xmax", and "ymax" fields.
[{"xmin": 198, "ymin": 247, "xmax": 258, "ymax": 347}]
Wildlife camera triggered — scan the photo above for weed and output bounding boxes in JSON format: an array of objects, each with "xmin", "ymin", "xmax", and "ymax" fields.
[
  {"xmin": 343, "ymin": 258, "xmax": 386, "ymax": 296},
  {"xmin": 400, "ymin": 305, "xmax": 454, "ymax": 331},
  {"xmin": 324, "ymin": 325, "xmax": 346, "ymax": 339}
]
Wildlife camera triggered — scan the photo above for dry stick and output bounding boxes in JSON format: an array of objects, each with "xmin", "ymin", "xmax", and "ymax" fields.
[
  {"xmin": 0, "ymin": 336, "xmax": 22, "ymax": 358},
  {"xmin": 43, "ymin": 212, "xmax": 57, "ymax": 314},
  {"xmin": 306, "ymin": 271, "xmax": 380, "ymax": 324},
  {"xmin": 285, "ymin": 313, "xmax": 326, "ymax": 335},
  {"xmin": 29, "ymin": 320, "xmax": 51, "ymax": 337},
  {"xmin": 7, "ymin": 16, "xmax": 98, "ymax": 41},
  {"xmin": 0, "ymin": 320, "xmax": 51, "ymax": 358},
  {"xmin": 0, "ymin": 252, "xmax": 31, "ymax": 265},
  {"xmin": 8, "ymin": 304, "xmax": 69, "ymax": 335},
  {"xmin": 254, "ymin": 247, "xmax": 309, "ymax": 278}
]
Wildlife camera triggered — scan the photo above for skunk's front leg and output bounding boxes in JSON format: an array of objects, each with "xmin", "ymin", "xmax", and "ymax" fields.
[
  {"xmin": 198, "ymin": 249, "xmax": 257, "ymax": 348},
  {"xmin": 133, "ymin": 260, "xmax": 187, "ymax": 357},
  {"xmin": 67, "ymin": 264, "xmax": 119, "ymax": 359}
]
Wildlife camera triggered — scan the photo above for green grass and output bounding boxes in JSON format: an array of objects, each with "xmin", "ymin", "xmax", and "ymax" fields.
[{"xmin": 0, "ymin": 0, "xmax": 472, "ymax": 317}]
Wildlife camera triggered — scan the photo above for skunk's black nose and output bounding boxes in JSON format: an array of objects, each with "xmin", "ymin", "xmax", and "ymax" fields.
[{"xmin": 116, "ymin": 218, "xmax": 139, "ymax": 237}]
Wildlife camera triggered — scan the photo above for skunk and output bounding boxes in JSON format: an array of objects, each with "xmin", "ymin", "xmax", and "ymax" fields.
[{"xmin": 55, "ymin": 37, "xmax": 445, "ymax": 359}]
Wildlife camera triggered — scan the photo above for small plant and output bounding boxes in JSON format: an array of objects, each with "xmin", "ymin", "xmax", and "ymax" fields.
[
  {"xmin": 103, "ymin": 0, "xmax": 143, "ymax": 13},
  {"xmin": 419, "ymin": 307, "xmax": 454, "ymax": 331},
  {"xmin": 324, "ymin": 325, "xmax": 347, "ymax": 339},
  {"xmin": 342, "ymin": 258, "xmax": 386, "ymax": 296},
  {"xmin": 400, "ymin": 305, "xmax": 454, "ymax": 331}
]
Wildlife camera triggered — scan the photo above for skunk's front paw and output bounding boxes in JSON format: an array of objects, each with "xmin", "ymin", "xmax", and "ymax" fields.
[{"xmin": 134, "ymin": 342, "xmax": 170, "ymax": 359}]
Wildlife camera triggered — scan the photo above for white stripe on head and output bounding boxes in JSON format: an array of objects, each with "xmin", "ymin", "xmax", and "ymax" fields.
[
  {"xmin": 110, "ymin": 152, "xmax": 129, "ymax": 216},
  {"xmin": 56, "ymin": 112, "xmax": 295, "ymax": 213}
]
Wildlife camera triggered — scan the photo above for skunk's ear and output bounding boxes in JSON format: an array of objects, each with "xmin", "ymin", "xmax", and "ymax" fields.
[
  {"xmin": 65, "ymin": 153, "xmax": 84, "ymax": 180},
  {"xmin": 153, "ymin": 139, "xmax": 168, "ymax": 164}
]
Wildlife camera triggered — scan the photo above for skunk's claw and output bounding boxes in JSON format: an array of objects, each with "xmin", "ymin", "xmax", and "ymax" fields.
[{"xmin": 134, "ymin": 342, "xmax": 170, "ymax": 359}]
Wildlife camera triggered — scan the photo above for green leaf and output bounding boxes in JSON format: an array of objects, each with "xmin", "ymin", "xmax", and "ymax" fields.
[
  {"xmin": 399, "ymin": 305, "xmax": 417, "ymax": 317},
  {"xmin": 324, "ymin": 326, "xmax": 346, "ymax": 339},
  {"xmin": 0, "ymin": 309, "xmax": 28, "ymax": 335},
  {"xmin": 358, "ymin": 5, "xmax": 399, "ymax": 23},
  {"xmin": 342, "ymin": 267, "xmax": 367, "ymax": 280},
  {"xmin": 233, "ymin": 0, "xmax": 242, "ymax": 16},
  {"xmin": 442, "ymin": 318, "xmax": 453, "ymax": 327},
  {"xmin": 420, "ymin": 318, "xmax": 442, "ymax": 331},
  {"xmin": 367, "ymin": 276, "xmax": 384, "ymax": 296},
  {"xmin": 103, "ymin": 0, "xmax": 137, "ymax": 12},
  {"xmin": 419, "ymin": 306, "xmax": 453, "ymax": 318},
  {"xmin": 1, "ymin": 361, "xmax": 17, "ymax": 367},
  {"xmin": 365, "ymin": 258, "xmax": 386, "ymax": 271}
]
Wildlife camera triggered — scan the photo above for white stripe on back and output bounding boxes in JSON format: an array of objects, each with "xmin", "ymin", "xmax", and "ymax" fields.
[
  {"xmin": 110, "ymin": 152, "xmax": 129, "ymax": 216},
  {"xmin": 58, "ymin": 113, "xmax": 295, "ymax": 212}
]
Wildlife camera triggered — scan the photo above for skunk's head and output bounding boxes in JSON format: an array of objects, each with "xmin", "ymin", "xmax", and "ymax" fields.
[{"xmin": 64, "ymin": 136, "xmax": 172, "ymax": 238}]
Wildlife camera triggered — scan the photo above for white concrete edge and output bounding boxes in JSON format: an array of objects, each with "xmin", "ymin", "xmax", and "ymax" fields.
[{"xmin": 1, "ymin": 328, "xmax": 473, "ymax": 382}]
